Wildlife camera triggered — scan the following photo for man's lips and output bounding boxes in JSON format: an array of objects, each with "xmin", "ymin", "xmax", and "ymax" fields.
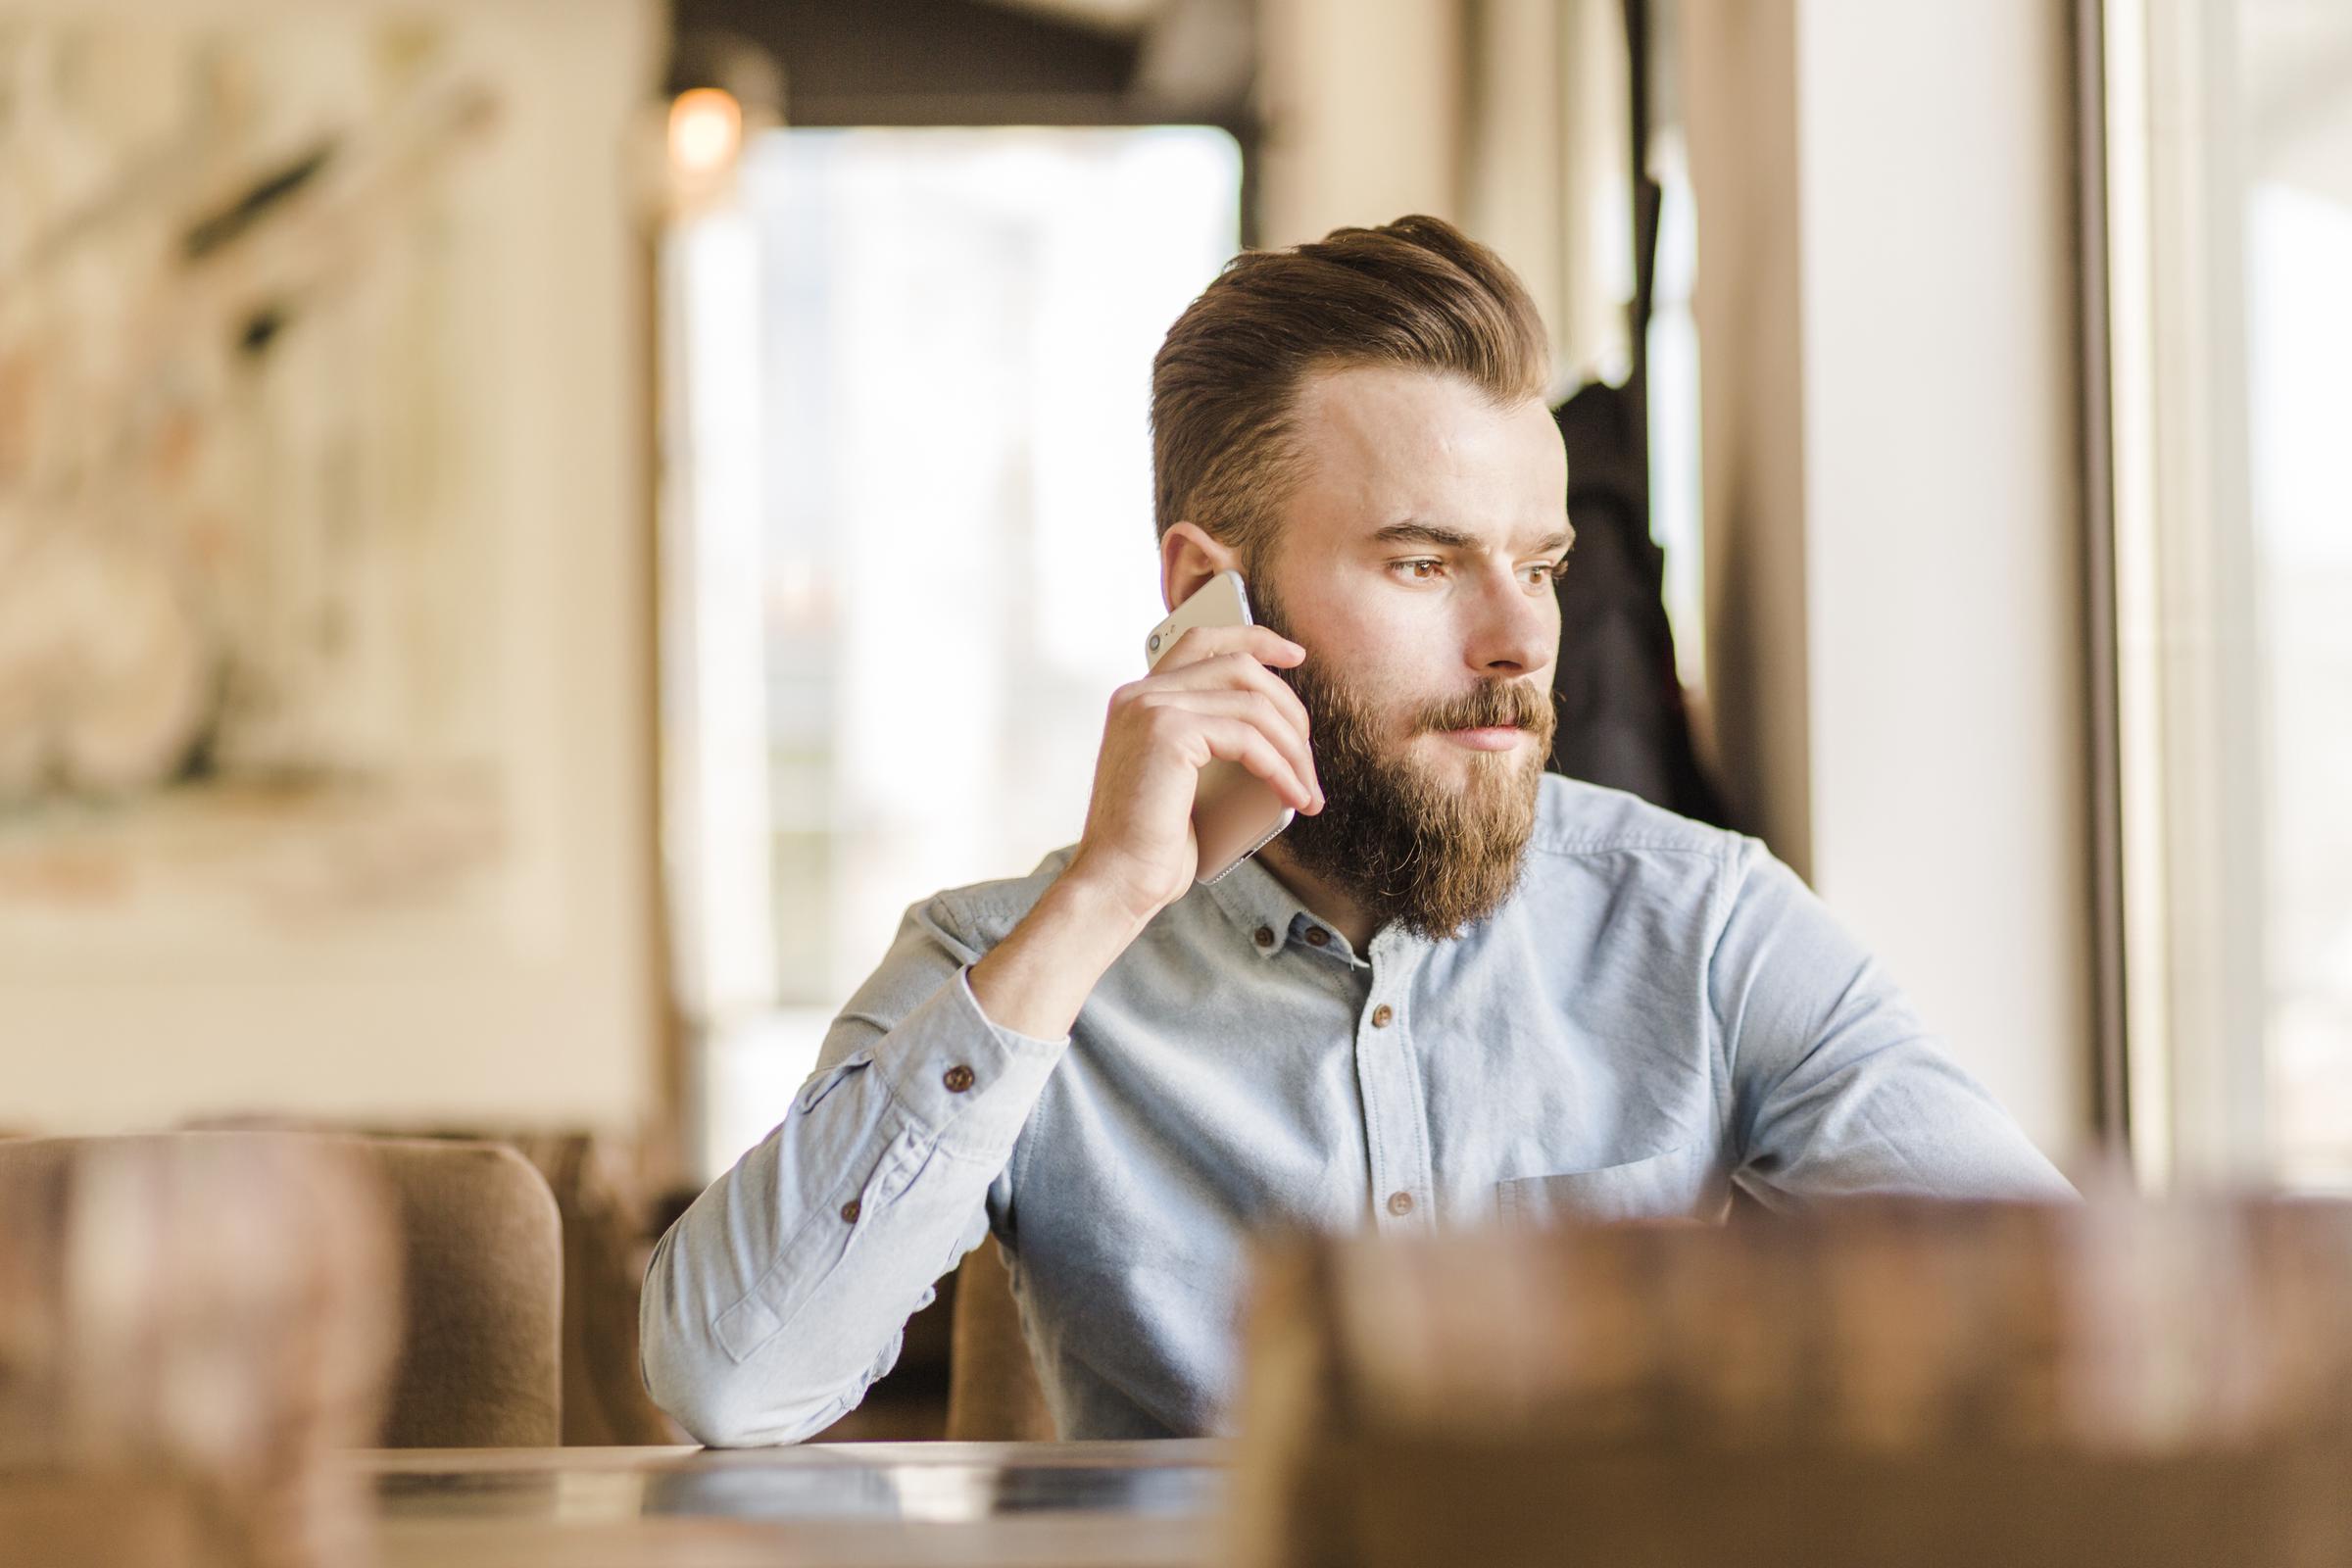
[{"xmin": 1435, "ymin": 724, "xmax": 1528, "ymax": 752}]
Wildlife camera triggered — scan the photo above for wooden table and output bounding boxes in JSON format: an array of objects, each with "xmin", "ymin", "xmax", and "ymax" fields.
[{"xmin": 359, "ymin": 1442, "xmax": 1232, "ymax": 1567}]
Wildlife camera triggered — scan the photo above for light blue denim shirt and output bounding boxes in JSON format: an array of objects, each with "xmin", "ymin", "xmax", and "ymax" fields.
[{"xmin": 641, "ymin": 776, "xmax": 2074, "ymax": 1446}]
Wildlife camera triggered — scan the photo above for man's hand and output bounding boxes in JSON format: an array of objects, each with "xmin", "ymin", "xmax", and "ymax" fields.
[
  {"xmin": 966, "ymin": 624, "xmax": 1321, "ymax": 1042},
  {"xmin": 1068, "ymin": 624, "xmax": 1324, "ymax": 923}
]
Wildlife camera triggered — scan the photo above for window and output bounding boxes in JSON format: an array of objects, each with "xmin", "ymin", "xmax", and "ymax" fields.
[
  {"xmin": 2100, "ymin": 0, "xmax": 2352, "ymax": 1186},
  {"xmin": 660, "ymin": 127, "xmax": 1243, "ymax": 1175}
]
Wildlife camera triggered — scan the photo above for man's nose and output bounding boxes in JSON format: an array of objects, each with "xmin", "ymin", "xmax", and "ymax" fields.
[{"xmin": 1465, "ymin": 566, "xmax": 1559, "ymax": 675}]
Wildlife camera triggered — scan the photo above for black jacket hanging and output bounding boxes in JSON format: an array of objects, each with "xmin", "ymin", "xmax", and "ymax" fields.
[
  {"xmin": 1546, "ymin": 376, "xmax": 1727, "ymax": 826},
  {"xmin": 1544, "ymin": 0, "xmax": 1730, "ymax": 830}
]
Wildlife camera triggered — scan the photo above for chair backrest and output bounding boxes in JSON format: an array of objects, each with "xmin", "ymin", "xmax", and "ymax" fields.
[
  {"xmin": 1230, "ymin": 1197, "xmax": 2352, "ymax": 1568},
  {"xmin": 500, "ymin": 1129, "xmax": 676, "ymax": 1446},
  {"xmin": 0, "ymin": 1133, "xmax": 396, "ymax": 1567},
  {"xmin": 945, "ymin": 1235, "xmax": 1054, "ymax": 1442},
  {"xmin": 362, "ymin": 1137, "xmax": 564, "ymax": 1446},
  {"xmin": 0, "ymin": 1131, "xmax": 563, "ymax": 1448},
  {"xmin": 186, "ymin": 1117, "xmax": 674, "ymax": 1446}
]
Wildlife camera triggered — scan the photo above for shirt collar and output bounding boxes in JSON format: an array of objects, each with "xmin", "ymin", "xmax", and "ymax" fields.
[
  {"xmin": 1199, "ymin": 853, "xmax": 1429, "ymax": 966},
  {"xmin": 1201, "ymin": 853, "xmax": 1317, "ymax": 960}
]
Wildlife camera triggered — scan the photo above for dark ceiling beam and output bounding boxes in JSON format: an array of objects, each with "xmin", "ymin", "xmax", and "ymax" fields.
[{"xmin": 667, "ymin": 0, "xmax": 1144, "ymax": 121}]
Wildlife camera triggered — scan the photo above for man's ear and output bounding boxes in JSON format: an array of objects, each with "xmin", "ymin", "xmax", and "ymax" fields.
[{"xmin": 1159, "ymin": 522, "xmax": 1242, "ymax": 612}]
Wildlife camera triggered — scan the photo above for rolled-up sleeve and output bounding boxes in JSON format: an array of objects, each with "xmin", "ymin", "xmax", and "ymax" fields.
[
  {"xmin": 641, "ymin": 896, "xmax": 1065, "ymax": 1446},
  {"xmin": 1711, "ymin": 839, "xmax": 2077, "ymax": 1208}
]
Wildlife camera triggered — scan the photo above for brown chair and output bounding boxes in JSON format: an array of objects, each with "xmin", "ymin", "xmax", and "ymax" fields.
[
  {"xmin": 0, "ymin": 1131, "xmax": 563, "ymax": 1448},
  {"xmin": 186, "ymin": 1117, "xmax": 678, "ymax": 1446},
  {"xmin": 499, "ymin": 1130, "xmax": 679, "ymax": 1446},
  {"xmin": 0, "ymin": 1133, "xmax": 397, "ymax": 1567},
  {"xmin": 364, "ymin": 1136, "xmax": 564, "ymax": 1446},
  {"xmin": 1231, "ymin": 1198, "xmax": 2352, "ymax": 1568},
  {"xmin": 945, "ymin": 1236, "xmax": 1054, "ymax": 1442}
]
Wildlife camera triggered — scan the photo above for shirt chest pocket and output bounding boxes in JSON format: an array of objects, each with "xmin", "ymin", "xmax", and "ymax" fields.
[{"xmin": 1494, "ymin": 1143, "xmax": 1726, "ymax": 1227}]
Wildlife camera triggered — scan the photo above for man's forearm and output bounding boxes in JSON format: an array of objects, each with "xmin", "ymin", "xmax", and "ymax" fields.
[
  {"xmin": 643, "ymin": 901, "xmax": 1081, "ymax": 1446},
  {"xmin": 643, "ymin": 863, "xmax": 1158, "ymax": 1445},
  {"xmin": 967, "ymin": 858, "xmax": 1155, "ymax": 1040}
]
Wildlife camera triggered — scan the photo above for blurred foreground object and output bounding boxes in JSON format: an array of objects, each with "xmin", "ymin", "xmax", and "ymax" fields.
[
  {"xmin": 1, "ymin": 1132, "xmax": 563, "ymax": 1450},
  {"xmin": 0, "ymin": 1134, "xmax": 397, "ymax": 1568},
  {"xmin": 1233, "ymin": 1199, "xmax": 2352, "ymax": 1568},
  {"xmin": 188, "ymin": 1117, "xmax": 674, "ymax": 1446}
]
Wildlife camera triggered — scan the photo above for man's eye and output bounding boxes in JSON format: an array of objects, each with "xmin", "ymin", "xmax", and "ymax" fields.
[
  {"xmin": 1525, "ymin": 560, "xmax": 1568, "ymax": 586},
  {"xmin": 1393, "ymin": 559, "xmax": 1443, "ymax": 582}
]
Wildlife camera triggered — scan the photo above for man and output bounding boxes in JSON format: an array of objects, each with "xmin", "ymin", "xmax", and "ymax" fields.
[{"xmin": 641, "ymin": 216, "xmax": 2073, "ymax": 1447}]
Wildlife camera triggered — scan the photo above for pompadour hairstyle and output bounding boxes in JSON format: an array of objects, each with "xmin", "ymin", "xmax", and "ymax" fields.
[{"xmin": 1149, "ymin": 214, "xmax": 1551, "ymax": 560}]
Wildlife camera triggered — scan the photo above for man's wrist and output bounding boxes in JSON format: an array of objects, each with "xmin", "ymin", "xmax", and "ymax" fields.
[
  {"xmin": 1055, "ymin": 847, "xmax": 1181, "ymax": 933},
  {"xmin": 967, "ymin": 858, "xmax": 1158, "ymax": 1041}
]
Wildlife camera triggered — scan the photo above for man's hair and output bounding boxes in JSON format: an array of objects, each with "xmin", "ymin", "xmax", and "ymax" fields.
[{"xmin": 1149, "ymin": 214, "xmax": 1551, "ymax": 560}]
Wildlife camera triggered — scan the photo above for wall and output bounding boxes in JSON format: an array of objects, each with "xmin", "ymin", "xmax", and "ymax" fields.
[
  {"xmin": 1, "ymin": 0, "xmax": 662, "ymax": 1139},
  {"xmin": 1254, "ymin": 0, "xmax": 1464, "ymax": 245},
  {"xmin": 1253, "ymin": 0, "xmax": 1630, "ymax": 388},
  {"xmin": 1688, "ymin": 0, "xmax": 2095, "ymax": 1161}
]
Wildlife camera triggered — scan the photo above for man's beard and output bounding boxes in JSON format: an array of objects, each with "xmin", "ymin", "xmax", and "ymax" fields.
[{"xmin": 1250, "ymin": 577, "xmax": 1556, "ymax": 941}]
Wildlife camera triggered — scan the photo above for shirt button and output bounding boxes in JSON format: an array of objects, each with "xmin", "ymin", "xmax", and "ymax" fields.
[
  {"xmin": 1303, "ymin": 927, "xmax": 1329, "ymax": 948},
  {"xmin": 1253, "ymin": 925, "xmax": 1276, "ymax": 949},
  {"xmin": 840, "ymin": 1199, "xmax": 862, "ymax": 1223},
  {"xmin": 943, "ymin": 1064, "xmax": 975, "ymax": 1093},
  {"xmin": 1370, "ymin": 1004, "xmax": 1394, "ymax": 1028},
  {"xmin": 1387, "ymin": 1190, "xmax": 1415, "ymax": 1217}
]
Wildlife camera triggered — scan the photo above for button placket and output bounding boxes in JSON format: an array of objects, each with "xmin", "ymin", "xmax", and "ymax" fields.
[{"xmin": 1354, "ymin": 947, "xmax": 1433, "ymax": 1232}]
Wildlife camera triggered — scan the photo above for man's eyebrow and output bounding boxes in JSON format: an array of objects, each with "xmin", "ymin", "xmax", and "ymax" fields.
[
  {"xmin": 1370, "ymin": 521, "xmax": 1576, "ymax": 556},
  {"xmin": 1370, "ymin": 521, "xmax": 1480, "ymax": 551}
]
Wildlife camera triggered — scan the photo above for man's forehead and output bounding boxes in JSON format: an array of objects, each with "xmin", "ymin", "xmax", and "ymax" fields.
[{"xmin": 1286, "ymin": 365, "xmax": 1567, "ymax": 541}]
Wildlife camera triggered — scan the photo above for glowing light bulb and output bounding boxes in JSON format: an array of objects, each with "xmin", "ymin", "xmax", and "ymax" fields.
[{"xmin": 668, "ymin": 87, "xmax": 743, "ymax": 178}]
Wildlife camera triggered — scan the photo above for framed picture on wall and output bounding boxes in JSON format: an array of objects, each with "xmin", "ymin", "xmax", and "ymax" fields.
[{"xmin": 0, "ymin": 0, "xmax": 660, "ymax": 1132}]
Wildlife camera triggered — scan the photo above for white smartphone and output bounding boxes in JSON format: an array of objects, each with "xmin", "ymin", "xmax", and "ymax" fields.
[{"xmin": 1143, "ymin": 569, "xmax": 1298, "ymax": 885}]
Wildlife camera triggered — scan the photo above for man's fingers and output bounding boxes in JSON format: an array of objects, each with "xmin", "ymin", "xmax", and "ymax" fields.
[
  {"xmin": 1144, "ymin": 652, "xmax": 1314, "ymax": 756},
  {"xmin": 1194, "ymin": 713, "xmax": 1318, "ymax": 814},
  {"xmin": 1135, "ymin": 691, "xmax": 1321, "ymax": 811},
  {"xmin": 1152, "ymin": 623, "xmax": 1303, "ymax": 676}
]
